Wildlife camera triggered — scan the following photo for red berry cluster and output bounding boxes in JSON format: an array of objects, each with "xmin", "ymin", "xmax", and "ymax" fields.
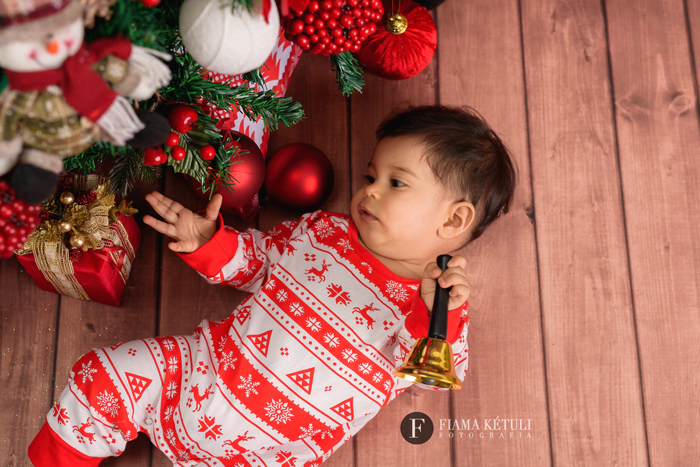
[
  {"xmin": 75, "ymin": 190, "xmax": 97, "ymax": 206},
  {"xmin": 284, "ymin": 0, "xmax": 384, "ymax": 55},
  {"xmin": 0, "ymin": 180, "xmax": 40, "ymax": 258}
]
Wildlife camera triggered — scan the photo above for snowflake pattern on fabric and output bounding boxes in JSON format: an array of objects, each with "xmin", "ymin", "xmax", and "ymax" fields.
[
  {"xmin": 165, "ymin": 381, "xmax": 178, "ymax": 400},
  {"xmin": 337, "ymin": 238, "xmax": 353, "ymax": 253},
  {"xmin": 96, "ymin": 391, "xmax": 119, "ymax": 418},
  {"xmin": 341, "ymin": 349, "xmax": 358, "ymax": 362},
  {"xmin": 314, "ymin": 219, "xmax": 334, "ymax": 239},
  {"xmin": 265, "ymin": 399, "xmax": 294, "ymax": 424},
  {"xmin": 162, "ymin": 339, "xmax": 175, "ymax": 351},
  {"xmin": 237, "ymin": 374, "xmax": 260, "ymax": 397},
  {"xmin": 323, "ymin": 333, "xmax": 339, "ymax": 347},
  {"xmin": 300, "ymin": 423, "xmax": 321, "ymax": 438},
  {"xmin": 289, "ymin": 302, "xmax": 304, "ymax": 316},
  {"xmin": 386, "ymin": 281, "xmax": 409, "ymax": 302},
  {"xmin": 167, "ymin": 357, "xmax": 179, "ymax": 375},
  {"xmin": 306, "ymin": 317, "xmax": 322, "ymax": 332},
  {"xmin": 276, "ymin": 290, "xmax": 289, "ymax": 302},
  {"xmin": 220, "ymin": 351, "xmax": 238, "ymax": 371},
  {"xmin": 77, "ymin": 361, "xmax": 97, "ymax": 383}
]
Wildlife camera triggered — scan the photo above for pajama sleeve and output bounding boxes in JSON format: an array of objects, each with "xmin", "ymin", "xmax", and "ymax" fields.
[
  {"xmin": 393, "ymin": 291, "xmax": 469, "ymax": 392},
  {"xmin": 176, "ymin": 210, "xmax": 322, "ymax": 295}
]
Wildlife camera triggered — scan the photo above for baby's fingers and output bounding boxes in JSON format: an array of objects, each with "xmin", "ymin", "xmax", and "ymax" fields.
[
  {"xmin": 145, "ymin": 191, "xmax": 186, "ymax": 224},
  {"xmin": 448, "ymin": 283, "xmax": 471, "ymax": 309},
  {"xmin": 143, "ymin": 214, "xmax": 178, "ymax": 238}
]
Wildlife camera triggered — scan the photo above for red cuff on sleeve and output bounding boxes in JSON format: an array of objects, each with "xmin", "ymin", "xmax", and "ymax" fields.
[
  {"xmin": 29, "ymin": 422, "xmax": 106, "ymax": 467},
  {"xmin": 404, "ymin": 292, "xmax": 466, "ymax": 344},
  {"xmin": 176, "ymin": 212, "xmax": 239, "ymax": 278}
]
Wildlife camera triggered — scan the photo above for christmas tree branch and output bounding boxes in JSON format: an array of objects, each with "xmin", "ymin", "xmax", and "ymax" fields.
[{"xmin": 330, "ymin": 52, "xmax": 365, "ymax": 97}]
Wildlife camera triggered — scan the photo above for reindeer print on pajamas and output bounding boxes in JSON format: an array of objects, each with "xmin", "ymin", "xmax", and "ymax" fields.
[{"xmin": 29, "ymin": 211, "xmax": 470, "ymax": 467}]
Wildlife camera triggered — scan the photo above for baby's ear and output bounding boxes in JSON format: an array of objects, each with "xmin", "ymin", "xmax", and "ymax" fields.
[{"xmin": 439, "ymin": 201, "xmax": 476, "ymax": 239}]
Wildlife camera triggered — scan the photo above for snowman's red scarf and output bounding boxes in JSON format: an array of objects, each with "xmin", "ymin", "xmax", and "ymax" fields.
[{"xmin": 4, "ymin": 36, "xmax": 132, "ymax": 122}]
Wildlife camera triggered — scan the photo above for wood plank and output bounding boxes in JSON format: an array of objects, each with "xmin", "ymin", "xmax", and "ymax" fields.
[
  {"xmin": 437, "ymin": 1, "xmax": 550, "ymax": 465},
  {"xmin": 0, "ymin": 259, "xmax": 59, "ymax": 467},
  {"xmin": 51, "ymin": 177, "xmax": 162, "ymax": 467},
  {"xmin": 520, "ymin": 0, "xmax": 647, "ymax": 465},
  {"xmin": 263, "ymin": 51, "xmax": 354, "ymax": 466},
  {"xmin": 348, "ymin": 54, "xmax": 456, "ymax": 466},
  {"xmin": 604, "ymin": 0, "xmax": 700, "ymax": 463}
]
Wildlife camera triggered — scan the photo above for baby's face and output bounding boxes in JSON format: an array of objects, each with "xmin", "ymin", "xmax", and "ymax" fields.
[{"xmin": 350, "ymin": 136, "xmax": 454, "ymax": 265}]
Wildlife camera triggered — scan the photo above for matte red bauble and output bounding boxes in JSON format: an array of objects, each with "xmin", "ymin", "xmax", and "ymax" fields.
[
  {"xmin": 355, "ymin": 0, "xmax": 437, "ymax": 80},
  {"xmin": 264, "ymin": 143, "xmax": 334, "ymax": 211},
  {"xmin": 186, "ymin": 131, "xmax": 266, "ymax": 213}
]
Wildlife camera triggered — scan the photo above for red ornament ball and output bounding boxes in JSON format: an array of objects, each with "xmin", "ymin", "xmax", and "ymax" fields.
[
  {"xmin": 187, "ymin": 132, "xmax": 266, "ymax": 214},
  {"xmin": 264, "ymin": 143, "xmax": 334, "ymax": 211},
  {"xmin": 355, "ymin": 0, "xmax": 437, "ymax": 80},
  {"xmin": 200, "ymin": 145, "xmax": 216, "ymax": 161},
  {"xmin": 165, "ymin": 132, "xmax": 180, "ymax": 147},
  {"xmin": 283, "ymin": 0, "xmax": 383, "ymax": 55},
  {"xmin": 144, "ymin": 147, "xmax": 167, "ymax": 166},
  {"xmin": 140, "ymin": 0, "xmax": 160, "ymax": 6},
  {"xmin": 170, "ymin": 146, "xmax": 186, "ymax": 161},
  {"xmin": 0, "ymin": 180, "xmax": 40, "ymax": 258},
  {"xmin": 168, "ymin": 105, "xmax": 198, "ymax": 133}
]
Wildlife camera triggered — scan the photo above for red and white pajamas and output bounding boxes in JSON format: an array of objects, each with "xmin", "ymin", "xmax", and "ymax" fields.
[{"xmin": 29, "ymin": 211, "xmax": 469, "ymax": 467}]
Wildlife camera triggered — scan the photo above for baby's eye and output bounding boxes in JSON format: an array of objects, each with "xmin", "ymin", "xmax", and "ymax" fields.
[
  {"xmin": 391, "ymin": 179, "xmax": 406, "ymax": 188},
  {"xmin": 363, "ymin": 175, "xmax": 375, "ymax": 184}
]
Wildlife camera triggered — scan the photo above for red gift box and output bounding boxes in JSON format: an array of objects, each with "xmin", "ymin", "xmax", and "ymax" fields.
[{"xmin": 16, "ymin": 214, "xmax": 140, "ymax": 307}]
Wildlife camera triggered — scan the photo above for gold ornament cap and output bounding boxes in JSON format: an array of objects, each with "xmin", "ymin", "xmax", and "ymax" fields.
[
  {"xmin": 58, "ymin": 219, "xmax": 74, "ymax": 233},
  {"xmin": 386, "ymin": 13, "xmax": 408, "ymax": 34},
  {"xmin": 60, "ymin": 191, "xmax": 75, "ymax": 205}
]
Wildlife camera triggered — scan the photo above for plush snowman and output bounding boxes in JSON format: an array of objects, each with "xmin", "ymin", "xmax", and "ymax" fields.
[{"xmin": 0, "ymin": 0, "xmax": 172, "ymax": 203}]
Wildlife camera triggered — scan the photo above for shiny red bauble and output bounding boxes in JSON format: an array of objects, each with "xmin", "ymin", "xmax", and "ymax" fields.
[
  {"xmin": 140, "ymin": 0, "xmax": 160, "ymax": 6},
  {"xmin": 283, "ymin": 0, "xmax": 383, "ymax": 55},
  {"xmin": 187, "ymin": 132, "xmax": 266, "ymax": 214},
  {"xmin": 144, "ymin": 147, "xmax": 167, "ymax": 166},
  {"xmin": 264, "ymin": 143, "xmax": 334, "ymax": 211},
  {"xmin": 168, "ymin": 105, "xmax": 198, "ymax": 134}
]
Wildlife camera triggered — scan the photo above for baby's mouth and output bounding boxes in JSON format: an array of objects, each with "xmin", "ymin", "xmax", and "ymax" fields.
[{"xmin": 358, "ymin": 205, "xmax": 378, "ymax": 221}]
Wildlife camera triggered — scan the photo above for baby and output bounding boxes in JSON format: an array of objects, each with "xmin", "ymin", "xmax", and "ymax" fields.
[{"xmin": 28, "ymin": 105, "xmax": 517, "ymax": 466}]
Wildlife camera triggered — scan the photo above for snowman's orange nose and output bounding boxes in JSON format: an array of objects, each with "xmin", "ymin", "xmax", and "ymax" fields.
[{"xmin": 45, "ymin": 40, "xmax": 59, "ymax": 54}]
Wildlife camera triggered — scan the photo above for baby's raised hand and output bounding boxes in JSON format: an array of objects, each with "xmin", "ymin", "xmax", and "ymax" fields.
[
  {"xmin": 143, "ymin": 191, "xmax": 223, "ymax": 253},
  {"xmin": 420, "ymin": 255, "xmax": 471, "ymax": 313}
]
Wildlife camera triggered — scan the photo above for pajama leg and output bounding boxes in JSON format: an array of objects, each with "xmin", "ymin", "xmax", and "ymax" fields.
[{"xmin": 29, "ymin": 338, "xmax": 170, "ymax": 467}]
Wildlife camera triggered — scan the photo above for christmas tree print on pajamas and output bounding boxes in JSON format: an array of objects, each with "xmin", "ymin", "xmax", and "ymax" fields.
[{"xmin": 29, "ymin": 211, "xmax": 469, "ymax": 467}]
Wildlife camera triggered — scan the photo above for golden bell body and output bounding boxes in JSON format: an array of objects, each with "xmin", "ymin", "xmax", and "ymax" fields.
[{"xmin": 393, "ymin": 337, "xmax": 463, "ymax": 389}]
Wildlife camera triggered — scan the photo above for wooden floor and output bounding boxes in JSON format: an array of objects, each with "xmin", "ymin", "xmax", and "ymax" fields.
[{"xmin": 3, "ymin": 0, "xmax": 700, "ymax": 465}]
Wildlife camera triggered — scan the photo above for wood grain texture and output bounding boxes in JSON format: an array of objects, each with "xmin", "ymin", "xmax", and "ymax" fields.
[
  {"xmin": 604, "ymin": 0, "xmax": 700, "ymax": 464},
  {"xmin": 520, "ymin": 0, "xmax": 647, "ymax": 465},
  {"xmin": 263, "ymin": 51, "xmax": 354, "ymax": 466},
  {"xmin": 0, "ymin": 261, "xmax": 58, "ymax": 467},
  {"xmin": 348, "ymin": 56, "xmax": 455, "ymax": 467},
  {"xmin": 437, "ymin": 1, "xmax": 550, "ymax": 465},
  {"xmin": 51, "ymin": 179, "xmax": 162, "ymax": 467}
]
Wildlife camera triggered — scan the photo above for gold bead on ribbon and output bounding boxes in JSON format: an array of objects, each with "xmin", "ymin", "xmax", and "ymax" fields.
[
  {"xmin": 386, "ymin": 13, "xmax": 408, "ymax": 34},
  {"xmin": 69, "ymin": 235, "xmax": 85, "ymax": 248},
  {"xmin": 58, "ymin": 219, "xmax": 74, "ymax": 233},
  {"xmin": 60, "ymin": 191, "xmax": 75, "ymax": 205}
]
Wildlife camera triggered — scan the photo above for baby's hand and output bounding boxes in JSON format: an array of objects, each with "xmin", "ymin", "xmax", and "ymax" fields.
[
  {"xmin": 143, "ymin": 191, "xmax": 223, "ymax": 253},
  {"xmin": 420, "ymin": 255, "xmax": 470, "ymax": 313}
]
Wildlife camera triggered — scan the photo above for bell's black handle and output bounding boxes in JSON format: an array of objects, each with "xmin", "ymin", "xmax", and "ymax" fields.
[{"xmin": 427, "ymin": 254, "xmax": 452, "ymax": 340}]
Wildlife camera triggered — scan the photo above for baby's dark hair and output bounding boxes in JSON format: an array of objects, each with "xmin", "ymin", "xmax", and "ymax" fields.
[{"xmin": 376, "ymin": 105, "xmax": 518, "ymax": 242}]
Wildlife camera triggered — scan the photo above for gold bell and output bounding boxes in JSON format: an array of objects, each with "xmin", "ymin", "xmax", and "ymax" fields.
[
  {"xmin": 392, "ymin": 337, "xmax": 462, "ymax": 389},
  {"xmin": 393, "ymin": 254, "xmax": 463, "ymax": 390}
]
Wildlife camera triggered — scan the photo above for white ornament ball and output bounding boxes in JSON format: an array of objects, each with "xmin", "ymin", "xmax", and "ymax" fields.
[{"xmin": 180, "ymin": 0, "xmax": 280, "ymax": 76}]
